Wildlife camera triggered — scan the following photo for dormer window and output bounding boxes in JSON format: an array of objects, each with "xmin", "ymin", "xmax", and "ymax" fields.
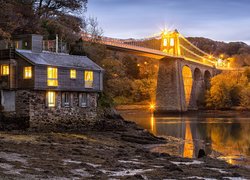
[
  {"xmin": 24, "ymin": 67, "xmax": 32, "ymax": 79},
  {"xmin": 1, "ymin": 65, "xmax": 9, "ymax": 76},
  {"xmin": 70, "ymin": 69, "xmax": 76, "ymax": 79},
  {"xmin": 84, "ymin": 71, "xmax": 93, "ymax": 88},
  {"xmin": 47, "ymin": 67, "xmax": 58, "ymax": 86}
]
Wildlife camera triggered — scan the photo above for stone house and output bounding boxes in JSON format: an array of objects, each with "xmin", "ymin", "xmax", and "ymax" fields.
[{"xmin": 0, "ymin": 34, "xmax": 104, "ymax": 130}]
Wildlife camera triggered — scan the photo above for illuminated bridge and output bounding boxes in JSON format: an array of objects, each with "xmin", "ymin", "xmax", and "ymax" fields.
[{"xmin": 82, "ymin": 30, "xmax": 231, "ymax": 112}]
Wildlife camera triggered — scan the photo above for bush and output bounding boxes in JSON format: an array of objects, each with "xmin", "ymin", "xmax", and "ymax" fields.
[
  {"xmin": 206, "ymin": 71, "xmax": 248, "ymax": 109},
  {"xmin": 240, "ymin": 84, "xmax": 250, "ymax": 107}
]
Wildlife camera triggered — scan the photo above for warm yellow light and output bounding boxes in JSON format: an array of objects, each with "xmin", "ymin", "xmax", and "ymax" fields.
[
  {"xmin": 70, "ymin": 69, "xmax": 76, "ymax": 79},
  {"xmin": 47, "ymin": 91, "xmax": 56, "ymax": 107},
  {"xmin": 170, "ymin": 38, "xmax": 175, "ymax": 47},
  {"xmin": 182, "ymin": 66, "xmax": 193, "ymax": 106},
  {"xmin": 137, "ymin": 64, "xmax": 140, "ymax": 67},
  {"xmin": 220, "ymin": 54, "xmax": 224, "ymax": 59},
  {"xmin": 47, "ymin": 67, "xmax": 58, "ymax": 86},
  {"xmin": 163, "ymin": 38, "xmax": 167, "ymax": 47},
  {"xmin": 144, "ymin": 61, "xmax": 148, "ymax": 65},
  {"xmin": 24, "ymin": 66, "xmax": 32, "ymax": 79},
  {"xmin": 208, "ymin": 55, "xmax": 213, "ymax": 59},
  {"xmin": 218, "ymin": 59, "xmax": 222, "ymax": 64},
  {"xmin": 85, "ymin": 71, "xmax": 93, "ymax": 88},
  {"xmin": 149, "ymin": 103, "xmax": 155, "ymax": 111},
  {"xmin": 1, "ymin": 65, "xmax": 9, "ymax": 76}
]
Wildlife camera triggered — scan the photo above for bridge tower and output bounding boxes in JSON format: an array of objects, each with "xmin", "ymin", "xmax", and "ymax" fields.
[{"xmin": 160, "ymin": 29, "xmax": 181, "ymax": 56}]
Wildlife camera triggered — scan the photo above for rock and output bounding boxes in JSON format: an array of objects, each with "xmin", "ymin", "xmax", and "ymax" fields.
[{"xmin": 164, "ymin": 164, "xmax": 183, "ymax": 172}]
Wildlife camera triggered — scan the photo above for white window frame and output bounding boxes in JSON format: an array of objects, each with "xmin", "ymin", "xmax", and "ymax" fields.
[
  {"xmin": 47, "ymin": 91, "xmax": 56, "ymax": 108},
  {"xmin": 62, "ymin": 92, "xmax": 71, "ymax": 107},
  {"xmin": 79, "ymin": 93, "xmax": 87, "ymax": 107}
]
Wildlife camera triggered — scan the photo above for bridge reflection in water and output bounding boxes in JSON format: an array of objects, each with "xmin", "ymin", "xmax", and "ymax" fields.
[{"xmin": 120, "ymin": 110, "xmax": 250, "ymax": 167}]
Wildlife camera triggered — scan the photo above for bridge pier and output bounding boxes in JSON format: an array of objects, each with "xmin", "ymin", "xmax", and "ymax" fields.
[
  {"xmin": 155, "ymin": 58, "xmax": 186, "ymax": 113},
  {"xmin": 155, "ymin": 58, "xmax": 217, "ymax": 113}
]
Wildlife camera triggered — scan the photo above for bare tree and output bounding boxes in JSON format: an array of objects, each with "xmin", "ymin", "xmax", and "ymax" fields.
[{"xmin": 86, "ymin": 16, "xmax": 103, "ymax": 42}]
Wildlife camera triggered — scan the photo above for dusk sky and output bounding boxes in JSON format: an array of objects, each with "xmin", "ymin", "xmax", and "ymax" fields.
[{"xmin": 86, "ymin": 0, "xmax": 250, "ymax": 45}]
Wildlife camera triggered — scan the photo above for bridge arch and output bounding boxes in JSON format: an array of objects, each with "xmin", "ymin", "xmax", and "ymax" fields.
[
  {"xmin": 191, "ymin": 68, "xmax": 204, "ymax": 109},
  {"xmin": 204, "ymin": 70, "xmax": 212, "ymax": 90},
  {"xmin": 182, "ymin": 65, "xmax": 193, "ymax": 107},
  {"xmin": 194, "ymin": 68, "xmax": 202, "ymax": 81}
]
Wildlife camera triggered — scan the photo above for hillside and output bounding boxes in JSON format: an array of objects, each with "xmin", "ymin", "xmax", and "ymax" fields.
[{"xmin": 187, "ymin": 37, "xmax": 250, "ymax": 66}]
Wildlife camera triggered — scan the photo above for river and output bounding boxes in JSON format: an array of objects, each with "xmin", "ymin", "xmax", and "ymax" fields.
[{"xmin": 119, "ymin": 109, "xmax": 250, "ymax": 168}]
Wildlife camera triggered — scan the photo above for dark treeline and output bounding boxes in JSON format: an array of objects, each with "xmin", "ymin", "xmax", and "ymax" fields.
[{"xmin": 0, "ymin": 0, "xmax": 87, "ymax": 43}]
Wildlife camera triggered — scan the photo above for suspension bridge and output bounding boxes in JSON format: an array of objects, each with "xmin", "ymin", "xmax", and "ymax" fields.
[
  {"xmin": 81, "ymin": 30, "xmax": 231, "ymax": 112},
  {"xmin": 81, "ymin": 30, "xmax": 230, "ymax": 69}
]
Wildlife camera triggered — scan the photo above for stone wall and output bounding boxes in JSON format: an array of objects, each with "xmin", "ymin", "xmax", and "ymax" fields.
[
  {"xmin": 4, "ymin": 90, "xmax": 99, "ymax": 130},
  {"xmin": 155, "ymin": 57, "xmax": 220, "ymax": 113}
]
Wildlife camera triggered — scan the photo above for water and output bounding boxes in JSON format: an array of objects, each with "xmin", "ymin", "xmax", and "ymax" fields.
[{"xmin": 120, "ymin": 109, "xmax": 250, "ymax": 167}]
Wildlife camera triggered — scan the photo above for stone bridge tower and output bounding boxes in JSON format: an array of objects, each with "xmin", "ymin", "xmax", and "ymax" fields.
[
  {"xmin": 160, "ymin": 29, "xmax": 181, "ymax": 56},
  {"xmin": 155, "ymin": 30, "xmax": 219, "ymax": 113}
]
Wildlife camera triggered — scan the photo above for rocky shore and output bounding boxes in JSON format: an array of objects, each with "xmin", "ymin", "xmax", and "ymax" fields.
[{"xmin": 0, "ymin": 118, "xmax": 249, "ymax": 179}]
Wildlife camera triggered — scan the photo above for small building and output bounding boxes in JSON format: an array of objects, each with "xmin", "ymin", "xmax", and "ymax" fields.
[{"xmin": 0, "ymin": 34, "xmax": 104, "ymax": 130}]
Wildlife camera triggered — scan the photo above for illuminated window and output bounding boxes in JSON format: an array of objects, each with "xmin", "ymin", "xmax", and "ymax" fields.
[
  {"xmin": 70, "ymin": 69, "xmax": 76, "ymax": 79},
  {"xmin": 163, "ymin": 38, "xmax": 167, "ymax": 47},
  {"xmin": 170, "ymin": 38, "xmax": 175, "ymax": 47},
  {"xmin": 1, "ymin": 65, "xmax": 9, "ymax": 76},
  {"xmin": 24, "ymin": 66, "xmax": 32, "ymax": 79},
  {"xmin": 84, "ymin": 71, "xmax": 93, "ymax": 88},
  {"xmin": 79, "ymin": 93, "xmax": 87, "ymax": 107},
  {"xmin": 15, "ymin": 41, "xmax": 19, "ymax": 49},
  {"xmin": 47, "ymin": 67, "xmax": 58, "ymax": 86},
  {"xmin": 47, "ymin": 91, "xmax": 56, "ymax": 107}
]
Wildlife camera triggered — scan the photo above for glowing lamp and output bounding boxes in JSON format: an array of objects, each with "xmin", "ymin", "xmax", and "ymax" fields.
[{"xmin": 149, "ymin": 103, "xmax": 155, "ymax": 112}]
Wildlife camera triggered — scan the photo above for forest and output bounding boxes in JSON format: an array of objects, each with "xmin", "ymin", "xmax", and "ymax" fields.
[{"xmin": 1, "ymin": 0, "xmax": 250, "ymax": 108}]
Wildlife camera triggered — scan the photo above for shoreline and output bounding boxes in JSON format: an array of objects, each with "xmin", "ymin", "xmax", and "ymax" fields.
[
  {"xmin": 116, "ymin": 104, "xmax": 250, "ymax": 112},
  {"xmin": 0, "ymin": 118, "xmax": 249, "ymax": 179}
]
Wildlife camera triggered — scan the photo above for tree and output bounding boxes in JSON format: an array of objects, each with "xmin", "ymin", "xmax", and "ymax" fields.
[
  {"xmin": 206, "ymin": 71, "xmax": 248, "ymax": 109},
  {"xmin": 0, "ymin": 0, "xmax": 88, "ymax": 44},
  {"xmin": 122, "ymin": 56, "xmax": 140, "ymax": 79},
  {"xmin": 0, "ymin": 0, "xmax": 37, "ymax": 40}
]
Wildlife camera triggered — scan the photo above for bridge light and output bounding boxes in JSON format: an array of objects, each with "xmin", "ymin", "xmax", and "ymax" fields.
[
  {"xmin": 137, "ymin": 63, "xmax": 140, "ymax": 67},
  {"xmin": 208, "ymin": 55, "xmax": 213, "ymax": 59},
  {"xmin": 170, "ymin": 38, "xmax": 175, "ymax": 47},
  {"xmin": 220, "ymin": 54, "xmax": 224, "ymax": 59},
  {"xmin": 163, "ymin": 38, "xmax": 167, "ymax": 47},
  {"xmin": 144, "ymin": 61, "xmax": 148, "ymax": 65},
  {"xmin": 149, "ymin": 103, "xmax": 155, "ymax": 112}
]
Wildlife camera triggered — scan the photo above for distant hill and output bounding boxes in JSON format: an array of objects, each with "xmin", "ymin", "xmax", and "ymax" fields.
[{"xmin": 187, "ymin": 37, "xmax": 250, "ymax": 56}]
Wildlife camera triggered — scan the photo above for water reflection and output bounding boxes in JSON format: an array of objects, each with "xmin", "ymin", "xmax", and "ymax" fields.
[{"xmin": 120, "ymin": 110, "xmax": 250, "ymax": 167}]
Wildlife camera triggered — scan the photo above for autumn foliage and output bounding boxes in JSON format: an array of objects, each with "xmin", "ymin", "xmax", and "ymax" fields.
[{"xmin": 206, "ymin": 68, "xmax": 250, "ymax": 109}]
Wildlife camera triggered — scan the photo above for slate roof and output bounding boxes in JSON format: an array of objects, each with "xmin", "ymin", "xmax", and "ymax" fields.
[{"xmin": 16, "ymin": 49, "xmax": 103, "ymax": 71}]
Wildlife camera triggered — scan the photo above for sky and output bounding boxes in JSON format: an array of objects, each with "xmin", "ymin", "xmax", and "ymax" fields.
[{"xmin": 86, "ymin": 0, "xmax": 250, "ymax": 45}]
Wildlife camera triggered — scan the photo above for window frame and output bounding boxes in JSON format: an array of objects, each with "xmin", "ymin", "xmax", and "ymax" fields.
[
  {"xmin": 47, "ymin": 91, "xmax": 56, "ymax": 108},
  {"xmin": 0, "ymin": 64, "xmax": 9, "ymax": 76},
  {"xmin": 84, "ymin": 70, "xmax": 94, "ymax": 89},
  {"xmin": 70, "ymin": 69, "xmax": 77, "ymax": 79},
  {"xmin": 62, "ymin": 92, "xmax": 72, "ymax": 107},
  {"xmin": 79, "ymin": 93, "xmax": 87, "ymax": 107},
  {"xmin": 23, "ymin": 66, "xmax": 32, "ymax": 79},
  {"xmin": 47, "ymin": 67, "xmax": 58, "ymax": 87}
]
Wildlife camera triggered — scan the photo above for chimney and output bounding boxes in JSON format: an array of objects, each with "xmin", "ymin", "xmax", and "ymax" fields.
[{"xmin": 31, "ymin": 34, "xmax": 43, "ymax": 53}]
